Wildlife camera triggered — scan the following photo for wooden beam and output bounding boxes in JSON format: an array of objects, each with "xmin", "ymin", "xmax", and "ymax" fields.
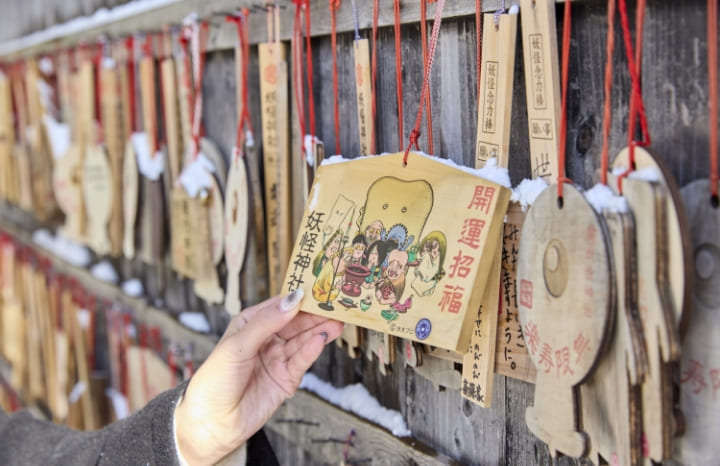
[
  {"xmin": 0, "ymin": 0, "xmax": 569, "ymax": 59},
  {"xmin": 267, "ymin": 389, "xmax": 460, "ymax": 465}
]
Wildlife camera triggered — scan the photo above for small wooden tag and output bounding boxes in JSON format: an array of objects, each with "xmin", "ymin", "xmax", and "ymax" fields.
[
  {"xmin": 161, "ymin": 58, "xmax": 183, "ymax": 185},
  {"xmin": 122, "ymin": 140, "xmax": 139, "ymax": 259},
  {"xmin": 224, "ymin": 154, "xmax": 250, "ymax": 315},
  {"xmin": 494, "ymin": 204, "xmax": 537, "ymax": 383},
  {"xmin": 475, "ymin": 13, "xmax": 517, "ymax": 168},
  {"xmin": 354, "ymin": 38, "xmax": 374, "ymax": 156},
  {"xmin": 461, "ymin": 237, "xmax": 502, "ymax": 407},
  {"xmin": 520, "ymin": 0, "xmax": 562, "ymax": 181},
  {"xmin": 83, "ymin": 145, "xmax": 113, "ymax": 255},
  {"xmin": 170, "ymin": 186, "xmax": 197, "ymax": 279},
  {"xmin": 259, "ymin": 42, "xmax": 291, "ymax": 296}
]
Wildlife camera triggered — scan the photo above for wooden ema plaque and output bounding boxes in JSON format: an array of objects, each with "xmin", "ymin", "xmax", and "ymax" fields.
[
  {"xmin": 461, "ymin": 239, "xmax": 502, "ymax": 407},
  {"xmin": 259, "ymin": 41, "xmax": 291, "ymax": 296},
  {"xmin": 580, "ymin": 209, "xmax": 648, "ymax": 466},
  {"xmin": 517, "ymin": 184, "xmax": 613, "ymax": 458},
  {"xmin": 475, "ymin": 13, "xmax": 517, "ymax": 168},
  {"xmin": 611, "ymin": 175, "xmax": 679, "ymax": 462},
  {"xmin": 54, "ymin": 143, "xmax": 86, "ymax": 243},
  {"xmin": 614, "ymin": 147, "xmax": 693, "ymax": 334},
  {"xmin": 82, "ymin": 145, "xmax": 113, "ymax": 255},
  {"xmin": 676, "ymin": 179, "xmax": 720, "ymax": 465},
  {"xmin": 494, "ymin": 204, "xmax": 537, "ymax": 383},
  {"xmin": 520, "ymin": 0, "xmax": 561, "ymax": 181},
  {"xmin": 161, "ymin": 57, "xmax": 183, "ymax": 185},
  {"xmin": 122, "ymin": 139, "xmax": 139, "ymax": 259},
  {"xmin": 0, "ymin": 74, "xmax": 16, "ymax": 202},
  {"xmin": 283, "ymin": 152, "xmax": 510, "ymax": 351},
  {"xmin": 612, "ymin": 147, "xmax": 692, "ymax": 461},
  {"xmin": 224, "ymin": 152, "xmax": 250, "ymax": 316},
  {"xmin": 354, "ymin": 38, "xmax": 373, "ymax": 156},
  {"xmin": 193, "ymin": 174, "xmax": 225, "ymax": 305}
]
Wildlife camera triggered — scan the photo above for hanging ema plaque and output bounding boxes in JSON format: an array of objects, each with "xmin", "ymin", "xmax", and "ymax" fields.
[{"xmin": 283, "ymin": 152, "xmax": 510, "ymax": 351}]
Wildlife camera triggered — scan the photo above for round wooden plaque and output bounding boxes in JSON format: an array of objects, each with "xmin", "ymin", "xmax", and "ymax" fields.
[{"xmin": 518, "ymin": 184, "xmax": 613, "ymax": 385}]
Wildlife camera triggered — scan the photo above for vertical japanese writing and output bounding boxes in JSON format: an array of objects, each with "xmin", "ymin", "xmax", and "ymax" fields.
[
  {"xmin": 529, "ymin": 34, "xmax": 546, "ymax": 110},
  {"xmin": 287, "ymin": 211, "xmax": 324, "ymax": 292},
  {"xmin": 482, "ymin": 61, "xmax": 498, "ymax": 134}
]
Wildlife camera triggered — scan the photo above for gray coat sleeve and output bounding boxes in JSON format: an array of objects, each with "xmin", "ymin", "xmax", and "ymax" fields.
[{"xmin": 0, "ymin": 382, "xmax": 188, "ymax": 466}]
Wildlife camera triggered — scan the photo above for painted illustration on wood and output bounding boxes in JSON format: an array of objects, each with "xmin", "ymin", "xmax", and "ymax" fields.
[{"xmin": 284, "ymin": 152, "xmax": 510, "ymax": 351}]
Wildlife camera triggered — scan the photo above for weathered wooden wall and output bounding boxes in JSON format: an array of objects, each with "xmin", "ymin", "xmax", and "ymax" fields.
[{"xmin": 0, "ymin": 0, "xmax": 714, "ymax": 464}]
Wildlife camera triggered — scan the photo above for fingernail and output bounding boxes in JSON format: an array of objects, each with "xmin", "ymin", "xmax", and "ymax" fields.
[
  {"xmin": 321, "ymin": 331, "xmax": 328, "ymax": 342},
  {"xmin": 280, "ymin": 289, "xmax": 304, "ymax": 312}
]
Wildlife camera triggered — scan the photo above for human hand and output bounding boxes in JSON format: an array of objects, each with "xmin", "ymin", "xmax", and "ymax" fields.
[{"xmin": 174, "ymin": 290, "xmax": 343, "ymax": 464}]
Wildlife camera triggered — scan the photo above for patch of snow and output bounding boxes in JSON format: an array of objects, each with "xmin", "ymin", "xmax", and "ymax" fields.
[
  {"xmin": 628, "ymin": 166, "xmax": 661, "ymax": 183},
  {"xmin": 106, "ymin": 388, "xmax": 130, "ymax": 420},
  {"xmin": 584, "ymin": 183, "xmax": 629, "ymax": 213},
  {"xmin": 43, "ymin": 115, "xmax": 71, "ymax": 159},
  {"xmin": 121, "ymin": 278, "xmax": 144, "ymax": 297},
  {"xmin": 0, "ymin": 0, "xmax": 182, "ymax": 56},
  {"xmin": 32, "ymin": 229, "xmax": 91, "ymax": 267},
  {"xmin": 510, "ymin": 178, "xmax": 548, "ymax": 211},
  {"xmin": 245, "ymin": 130, "xmax": 255, "ymax": 148},
  {"xmin": 132, "ymin": 132, "xmax": 164, "ymax": 180},
  {"xmin": 178, "ymin": 153, "xmax": 215, "ymax": 197},
  {"xmin": 68, "ymin": 381, "xmax": 87, "ymax": 404},
  {"xmin": 308, "ymin": 182, "xmax": 321, "ymax": 211},
  {"xmin": 102, "ymin": 57, "xmax": 116, "ymax": 69},
  {"xmin": 77, "ymin": 308, "xmax": 91, "ymax": 329},
  {"xmin": 179, "ymin": 312, "xmax": 211, "ymax": 333},
  {"xmin": 304, "ymin": 134, "xmax": 316, "ymax": 166},
  {"xmin": 36, "ymin": 79, "xmax": 56, "ymax": 114},
  {"xmin": 300, "ymin": 373, "xmax": 412, "ymax": 437},
  {"xmin": 508, "ymin": 4, "xmax": 520, "ymax": 14},
  {"xmin": 39, "ymin": 57, "xmax": 54, "ymax": 75},
  {"xmin": 90, "ymin": 260, "xmax": 118, "ymax": 284}
]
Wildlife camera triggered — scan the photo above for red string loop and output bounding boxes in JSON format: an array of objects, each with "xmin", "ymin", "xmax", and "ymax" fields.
[
  {"xmin": 402, "ymin": 0, "xmax": 446, "ymax": 166},
  {"xmin": 371, "ymin": 0, "xmax": 380, "ymax": 154},
  {"xmin": 600, "ymin": 0, "xmax": 616, "ymax": 186},
  {"xmin": 557, "ymin": 0, "xmax": 573, "ymax": 200},
  {"xmin": 330, "ymin": 0, "xmax": 342, "ymax": 154},
  {"xmin": 708, "ymin": 0, "xmax": 719, "ymax": 200},
  {"xmin": 125, "ymin": 37, "xmax": 138, "ymax": 133},
  {"xmin": 93, "ymin": 42, "xmax": 104, "ymax": 145},
  {"xmin": 420, "ymin": 0, "xmax": 434, "ymax": 155},
  {"xmin": 227, "ymin": 11, "xmax": 253, "ymax": 158},
  {"xmin": 394, "ymin": 0, "xmax": 404, "ymax": 150}
]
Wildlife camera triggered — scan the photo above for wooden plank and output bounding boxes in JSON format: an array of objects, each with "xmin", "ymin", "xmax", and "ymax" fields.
[{"xmin": 266, "ymin": 389, "xmax": 460, "ymax": 466}]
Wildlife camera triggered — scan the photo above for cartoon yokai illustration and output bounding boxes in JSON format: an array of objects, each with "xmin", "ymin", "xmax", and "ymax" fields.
[
  {"xmin": 362, "ymin": 239, "xmax": 389, "ymax": 289},
  {"xmin": 359, "ymin": 176, "xmax": 433, "ymax": 252},
  {"xmin": 322, "ymin": 194, "xmax": 355, "ymax": 243},
  {"xmin": 411, "ymin": 230, "xmax": 447, "ymax": 296},
  {"xmin": 375, "ymin": 248, "xmax": 409, "ymax": 305}
]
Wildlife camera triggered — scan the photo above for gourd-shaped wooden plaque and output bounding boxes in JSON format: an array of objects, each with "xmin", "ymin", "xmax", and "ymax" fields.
[
  {"xmin": 54, "ymin": 143, "xmax": 86, "ymax": 243},
  {"xmin": 83, "ymin": 145, "xmax": 113, "ymax": 255},
  {"xmin": 580, "ymin": 209, "xmax": 648, "ymax": 466},
  {"xmin": 193, "ymin": 173, "xmax": 224, "ymax": 305},
  {"xmin": 517, "ymin": 184, "xmax": 613, "ymax": 458},
  {"xmin": 224, "ymin": 152, "xmax": 250, "ymax": 315},
  {"xmin": 613, "ymin": 175, "xmax": 679, "ymax": 461},
  {"xmin": 122, "ymin": 139, "xmax": 139, "ymax": 259},
  {"xmin": 676, "ymin": 179, "xmax": 720, "ymax": 465}
]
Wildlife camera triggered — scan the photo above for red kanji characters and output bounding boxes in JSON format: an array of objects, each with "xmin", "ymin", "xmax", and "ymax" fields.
[
  {"xmin": 438, "ymin": 284, "xmax": 464, "ymax": 314},
  {"xmin": 573, "ymin": 332, "xmax": 590, "ymax": 364},
  {"xmin": 681, "ymin": 359, "xmax": 708, "ymax": 395},
  {"xmin": 458, "ymin": 218, "xmax": 486, "ymax": 249},
  {"xmin": 448, "ymin": 250, "xmax": 474, "ymax": 279},
  {"xmin": 539, "ymin": 343, "xmax": 554, "ymax": 374},
  {"xmin": 467, "ymin": 185, "xmax": 496, "ymax": 214},
  {"xmin": 524, "ymin": 320, "xmax": 539, "ymax": 355},
  {"xmin": 555, "ymin": 346, "xmax": 574, "ymax": 377}
]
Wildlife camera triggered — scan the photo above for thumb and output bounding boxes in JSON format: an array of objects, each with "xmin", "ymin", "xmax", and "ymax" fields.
[{"xmin": 222, "ymin": 289, "xmax": 305, "ymax": 359}]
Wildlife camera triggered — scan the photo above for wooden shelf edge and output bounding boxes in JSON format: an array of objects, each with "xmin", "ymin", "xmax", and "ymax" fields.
[{"xmin": 267, "ymin": 389, "xmax": 461, "ymax": 466}]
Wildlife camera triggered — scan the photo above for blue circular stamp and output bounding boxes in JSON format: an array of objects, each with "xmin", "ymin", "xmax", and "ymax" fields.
[{"xmin": 415, "ymin": 319, "xmax": 432, "ymax": 340}]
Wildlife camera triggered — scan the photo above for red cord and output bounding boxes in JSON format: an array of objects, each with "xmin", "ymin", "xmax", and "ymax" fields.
[
  {"xmin": 709, "ymin": 0, "xmax": 719, "ymax": 199},
  {"xmin": 125, "ymin": 37, "xmax": 137, "ymax": 133},
  {"xmin": 420, "ymin": 0, "xmax": 435, "ymax": 155},
  {"xmin": 191, "ymin": 22, "xmax": 209, "ymax": 160},
  {"xmin": 371, "ymin": 0, "xmax": 380, "ymax": 154},
  {"xmin": 394, "ymin": 0, "xmax": 404, "ymax": 150},
  {"xmin": 93, "ymin": 44, "xmax": 104, "ymax": 145},
  {"xmin": 476, "ymin": 0, "xmax": 483, "ymax": 108},
  {"xmin": 331, "ymin": 0, "xmax": 341, "ymax": 155},
  {"xmin": 305, "ymin": 1, "xmax": 316, "ymax": 138},
  {"xmin": 557, "ymin": 0, "xmax": 573, "ymax": 199},
  {"xmin": 616, "ymin": 0, "xmax": 651, "ymax": 193},
  {"xmin": 157, "ymin": 32, "xmax": 169, "ymax": 149},
  {"xmin": 179, "ymin": 32, "xmax": 194, "ymax": 153},
  {"xmin": 227, "ymin": 11, "xmax": 253, "ymax": 158},
  {"xmin": 292, "ymin": 1, "xmax": 307, "ymax": 158},
  {"xmin": 600, "ymin": 0, "xmax": 616, "ymax": 186},
  {"xmin": 402, "ymin": 0, "xmax": 446, "ymax": 165}
]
